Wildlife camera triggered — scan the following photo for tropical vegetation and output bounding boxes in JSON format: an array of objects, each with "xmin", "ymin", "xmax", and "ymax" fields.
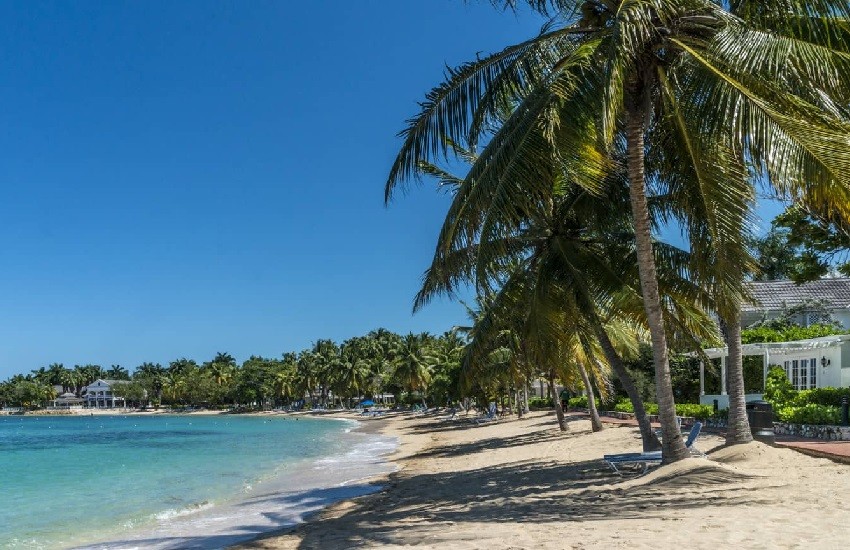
[
  {"xmin": 0, "ymin": 330, "xmax": 531, "ymax": 412},
  {"xmin": 386, "ymin": 0, "xmax": 850, "ymax": 462}
]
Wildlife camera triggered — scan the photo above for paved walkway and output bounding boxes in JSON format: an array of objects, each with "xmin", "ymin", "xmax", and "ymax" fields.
[
  {"xmin": 774, "ymin": 435, "xmax": 850, "ymax": 463},
  {"xmin": 587, "ymin": 412, "xmax": 850, "ymax": 463}
]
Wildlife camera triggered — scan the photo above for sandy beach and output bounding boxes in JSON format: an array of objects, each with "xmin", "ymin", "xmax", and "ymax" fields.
[{"xmin": 229, "ymin": 410, "xmax": 850, "ymax": 550}]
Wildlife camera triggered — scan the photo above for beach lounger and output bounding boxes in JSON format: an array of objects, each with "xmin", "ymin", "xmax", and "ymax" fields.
[
  {"xmin": 603, "ymin": 421, "xmax": 704, "ymax": 475},
  {"xmin": 474, "ymin": 403, "xmax": 498, "ymax": 424}
]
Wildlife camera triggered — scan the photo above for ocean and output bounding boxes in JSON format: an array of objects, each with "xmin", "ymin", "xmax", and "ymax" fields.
[{"xmin": 0, "ymin": 414, "xmax": 396, "ymax": 549}]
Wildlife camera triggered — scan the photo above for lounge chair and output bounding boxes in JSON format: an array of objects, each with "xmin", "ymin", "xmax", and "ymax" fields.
[
  {"xmin": 474, "ymin": 403, "xmax": 498, "ymax": 424},
  {"xmin": 603, "ymin": 421, "xmax": 704, "ymax": 475}
]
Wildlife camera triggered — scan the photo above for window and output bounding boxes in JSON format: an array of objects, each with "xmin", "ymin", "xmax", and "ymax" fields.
[
  {"xmin": 810, "ymin": 358, "xmax": 817, "ymax": 389},
  {"xmin": 806, "ymin": 311, "xmax": 832, "ymax": 326},
  {"xmin": 800, "ymin": 359, "xmax": 808, "ymax": 389},
  {"xmin": 791, "ymin": 360, "xmax": 800, "ymax": 389},
  {"xmin": 783, "ymin": 358, "xmax": 818, "ymax": 390}
]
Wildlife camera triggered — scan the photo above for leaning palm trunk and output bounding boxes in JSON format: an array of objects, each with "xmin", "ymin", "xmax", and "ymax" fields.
[
  {"xmin": 724, "ymin": 308, "xmax": 753, "ymax": 444},
  {"xmin": 626, "ymin": 88, "xmax": 688, "ymax": 463},
  {"xmin": 548, "ymin": 374, "xmax": 568, "ymax": 431},
  {"xmin": 578, "ymin": 362, "xmax": 603, "ymax": 432},
  {"xmin": 592, "ymin": 321, "xmax": 661, "ymax": 451}
]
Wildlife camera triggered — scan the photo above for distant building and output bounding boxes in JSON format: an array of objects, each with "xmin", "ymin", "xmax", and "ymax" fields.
[
  {"xmin": 51, "ymin": 392, "xmax": 85, "ymax": 409},
  {"xmin": 82, "ymin": 379, "xmax": 127, "ymax": 409}
]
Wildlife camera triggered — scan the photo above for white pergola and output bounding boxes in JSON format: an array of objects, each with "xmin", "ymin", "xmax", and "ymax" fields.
[{"xmin": 694, "ymin": 334, "xmax": 849, "ymax": 398}]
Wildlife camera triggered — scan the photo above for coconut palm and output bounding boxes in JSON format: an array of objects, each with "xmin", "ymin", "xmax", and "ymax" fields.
[
  {"xmin": 392, "ymin": 333, "xmax": 433, "ymax": 408},
  {"xmin": 387, "ymin": 0, "xmax": 850, "ymax": 459},
  {"xmin": 106, "ymin": 364, "xmax": 129, "ymax": 380},
  {"xmin": 413, "ymin": 137, "xmax": 719, "ymax": 448},
  {"xmin": 272, "ymin": 368, "xmax": 295, "ymax": 406}
]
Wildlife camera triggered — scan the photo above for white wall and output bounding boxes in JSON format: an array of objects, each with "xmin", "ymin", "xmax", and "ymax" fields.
[{"xmin": 835, "ymin": 310, "xmax": 850, "ymax": 330}]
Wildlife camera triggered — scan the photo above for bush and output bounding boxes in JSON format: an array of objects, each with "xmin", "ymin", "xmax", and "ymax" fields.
[
  {"xmin": 613, "ymin": 399, "xmax": 634, "ymax": 413},
  {"xmin": 610, "ymin": 400, "xmax": 712, "ymax": 420},
  {"xmin": 776, "ymin": 404, "xmax": 841, "ymax": 425},
  {"xmin": 675, "ymin": 403, "xmax": 714, "ymax": 420},
  {"xmin": 764, "ymin": 366, "xmax": 795, "ymax": 408},
  {"xmin": 528, "ymin": 397, "xmax": 554, "ymax": 409},
  {"xmin": 795, "ymin": 387, "xmax": 850, "ymax": 407},
  {"xmin": 568, "ymin": 395, "xmax": 588, "ymax": 409}
]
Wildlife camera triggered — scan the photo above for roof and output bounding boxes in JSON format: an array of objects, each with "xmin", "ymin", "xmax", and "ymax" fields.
[
  {"xmin": 743, "ymin": 278, "xmax": 850, "ymax": 312},
  {"xmin": 693, "ymin": 334, "xmax": 850, "ymax": 359},
  {"xmin": 84, "ymin": 379, "xmax": 129, "ymax": 389}
]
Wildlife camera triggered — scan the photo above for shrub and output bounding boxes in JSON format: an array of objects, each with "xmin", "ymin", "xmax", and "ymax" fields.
[
  {"xmin": 614, "ymin": 400, "xmax": 712, "ymax": 420},
  {"xmin": 675, "ymin": 404, "xmax": 714, "ymax": 420},
  {"xmin": 795, "ymin": 387, "xmax": 850, "ymax": 407},
  {"xmin": 776, "ymin": 404, "xmax": 841, "ymax": 425},
  {"xmin": 568, "ymin": 395, "xmax": 589, "ymax": 409},
  {"xmin": 613, "ymin": 399, "xmax": 634, "ymax": 413},
  {"xmin": 528, "ymin": 397, "xmax": 554, "ymax": 409},
  {"xmin": 764, "ymin": 366, "xmax": 795, "ymax": 408}
]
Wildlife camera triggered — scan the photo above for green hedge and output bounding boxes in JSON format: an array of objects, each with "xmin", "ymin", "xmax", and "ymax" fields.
[
  {"xmin": 776, "ymin": 404, "xmax": 841, "ymax": 425},
  {"xmin": 794, "ymin": 387, "xmax": 850, "ymax": 407},
  {"xmin": 611, "ymin": 399, "xmax": 715, "ymax": 420},
  {"xmin": 528, "ymin": 397, "xmax": 554, "ymax": 409},
  {"xmin": 568, "ymin": 396, "xmax": 589, "ymax": 409},
  {"xmin": 764, "ymin": 367, "xmax": 850, "ymax": 424}
]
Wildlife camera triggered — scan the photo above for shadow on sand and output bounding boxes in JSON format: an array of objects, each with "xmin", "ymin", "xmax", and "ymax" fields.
[{"xmin": 235, "ymin": 417, "xmax": 768, "ymax": 549}]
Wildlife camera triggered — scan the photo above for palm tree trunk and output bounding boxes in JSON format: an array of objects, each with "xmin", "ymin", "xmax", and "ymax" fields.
[
  {"xmin": 516, "ymin": 389, "xmax": 524, "ymax": 418},
  {"xmin": 578, "ymin": 362, "xmax": 603, "ymax": 432},
  {"xmin": 626, "ymin": 84, "xmax": 688, "ymax": 463},
  {"xmin": 591, "ymin": 319, "xmax": 661, "ymax": 451},
  {"xmin": 522, "ymin": 384, "xmax": 530, "ymax": 414},
  {"xmin": 548, "ymin": 374, "xmax": 568, "ymax": 431},
  {"xmin": 724, "ymin": 308, "xmax": 753, "ymax": 444}
]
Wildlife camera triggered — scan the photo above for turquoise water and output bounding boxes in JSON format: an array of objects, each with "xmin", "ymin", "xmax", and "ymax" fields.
[{"xmin": 0, "ymin": 414, "xmax": 394, "ymax": 549}]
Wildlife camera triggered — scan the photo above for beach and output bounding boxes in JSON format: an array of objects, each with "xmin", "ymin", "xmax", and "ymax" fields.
[{"xmin": 232, "ymin": 410, "xmax": 850, "ymax": 550}]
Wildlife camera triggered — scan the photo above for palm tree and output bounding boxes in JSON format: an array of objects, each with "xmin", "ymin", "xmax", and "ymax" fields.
[
  {"xmin": 208, "ymin": 362, "xmax": 233, "ymax": 388},
  {"xmin": 413, "ymin": 138, "xmax": 718, "ymax": 449},
  {"xmin": 392, "ymin": 333, "xmax": 433, "ymax": 408},
  {"xmin": 106, "ymin": 364, "xmax": 129, "ymax": 380},
  {"xmin": 272, "ymin": 369, "xmax": 294, "ymax": 406},
  {"xmin": 296, "ymin": 350, "xmax": 319, "ymax": 405},
  {"xmin": 387, "ymin": 1, "xmax": 850, "ymax": 459}
]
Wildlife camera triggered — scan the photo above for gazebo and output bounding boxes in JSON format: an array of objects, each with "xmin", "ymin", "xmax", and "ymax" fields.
[
  {"xmin": 50, "ymin": 392, "xmax": 85, "ymax": 409},
  {"xmin": 693, "ymin": 334, "xmax": 850, "ymax": 409}
]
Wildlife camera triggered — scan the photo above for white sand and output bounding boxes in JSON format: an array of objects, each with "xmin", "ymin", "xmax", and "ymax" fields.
[{"xmin": 233, "ymin": 410, "xmax": 850, "ymax": 549}]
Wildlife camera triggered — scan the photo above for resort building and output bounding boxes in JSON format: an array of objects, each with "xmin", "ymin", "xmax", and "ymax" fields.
[
  {"xmin": 742, "ymin": 277, "xmax": 850, "ymax": 328},
  {"xmin": 50, "ymin": 392, "xmax": 85, "ymax": 409},
  {"xmin": 83, "ymin": 379, "xmax": 127, "ymax": 409},
  {"xmin": 698, "ymin": 278, "xmax": 850, "ymax": 409}
]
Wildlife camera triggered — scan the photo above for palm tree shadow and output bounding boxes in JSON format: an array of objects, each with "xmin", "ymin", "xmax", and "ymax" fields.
[{"xmin": 274, "ymin": 455, "xmax": 769, "ymax": 549}]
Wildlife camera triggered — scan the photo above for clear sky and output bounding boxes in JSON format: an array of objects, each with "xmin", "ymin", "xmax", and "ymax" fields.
[
  {"xmin": 0, "ymin": 1, "xmax": 552, "ymax": 378},
  {"xmin": 0, "ymin": 2, "xmax": 784, "ymax": 379}
]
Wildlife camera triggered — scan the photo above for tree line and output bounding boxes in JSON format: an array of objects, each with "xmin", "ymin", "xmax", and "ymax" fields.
[{"xmin": 1, "ymin": 329, "xmax": 568, "ymax": 411}]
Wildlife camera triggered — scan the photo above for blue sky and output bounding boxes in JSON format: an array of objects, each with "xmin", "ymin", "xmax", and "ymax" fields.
[{"xmin": 0, "ymin": 2, "xmax": 784, "ymax": 379}]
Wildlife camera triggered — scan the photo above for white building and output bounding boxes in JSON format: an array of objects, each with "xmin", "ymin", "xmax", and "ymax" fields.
[
  {"xmin": 698, "ymin": 278, "xmax": 850, "ymax": 409},
  {"xmin": 83, "ymin": 379, "xmax": 127, "ymax": 409},
  {"xmin": 742, "ymin": 277, "xmax": 850, "ymax": 328}
]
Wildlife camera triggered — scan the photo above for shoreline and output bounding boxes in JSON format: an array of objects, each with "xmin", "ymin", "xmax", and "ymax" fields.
[
  {"xmin": 89, "ymin": 412, "xmax": 399, "ymax": 550},
  {"xmin": 229, "ymin": 410, "xmax": 850, "ymax": 550}
]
